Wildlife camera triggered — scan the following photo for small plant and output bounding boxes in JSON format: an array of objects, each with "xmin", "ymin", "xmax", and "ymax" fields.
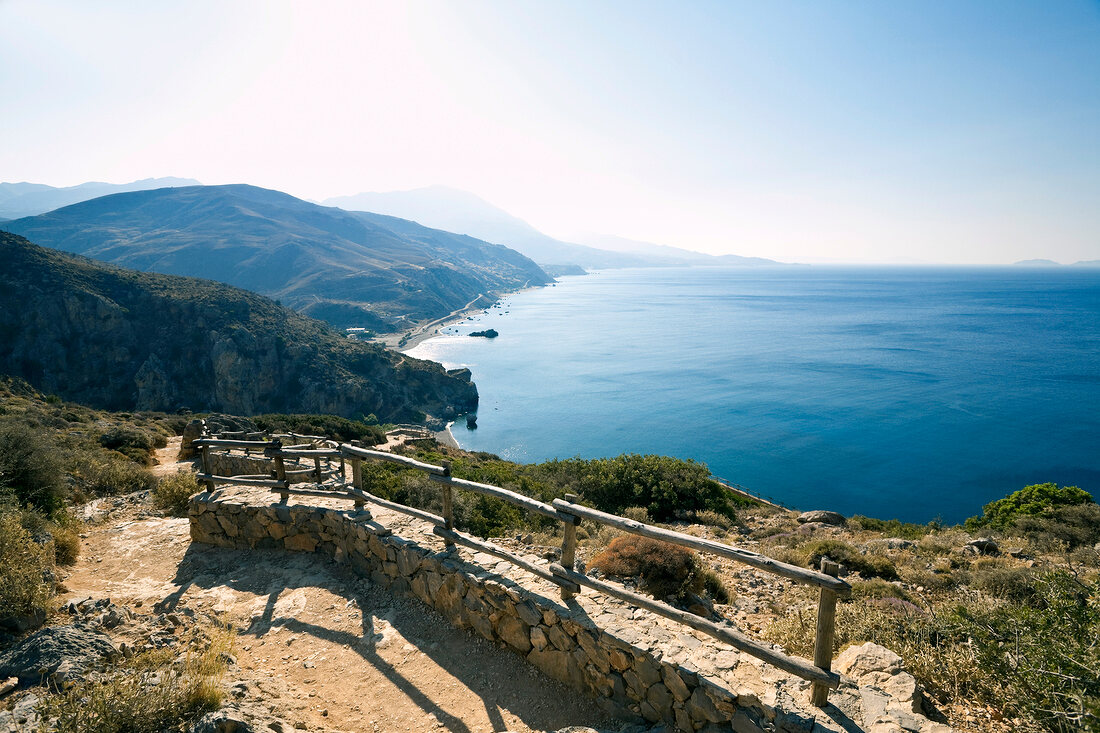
[
  {"xmin": 589, "ymin": 534, "xmax": 729, "ymax": 603},
  {"xmin": 98, "ymin": 426, "xmax": 163, "ymax": 463},
  {"xmin": 50, "ymin": 510, "xmax": 82, "ymax": 565},
  {"xmin": 153, "ymin": 472, "xmax": 201, "ymax": 515},
  {"xmin": 73, "ymin": 455, "xmax": 157, "ymax": 497},
  {"xmin": 0, "ymin": 422, "xmax": 66, "ymax": 512}
]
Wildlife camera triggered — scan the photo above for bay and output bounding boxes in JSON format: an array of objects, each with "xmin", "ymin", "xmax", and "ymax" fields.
[{"xmin": 406, "ymin": 266, "xmax": 1100, "ymax": 523}]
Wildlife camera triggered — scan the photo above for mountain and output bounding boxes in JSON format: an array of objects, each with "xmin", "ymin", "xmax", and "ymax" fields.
[
  {"xmin": 570, "ymin": 232, "xmax": 779, "ymax": 266},
  {"xmin": 0, "ymin": 177, "xmax": 200, "ymax": 219},
  {"xmin": 1072, "ymin": 260, "xmax": 1100, "ymax": 267},
  {"xmin": 0, "ymin": 231, "xmax": 477, "ymax": 423},
  {"xmin": 324, "ymin": 186, "xmax": 651, "ymax": 269},
  {"xmin": 1013, "ymin": 259, "xmax": 1060, "ymax": 266},
  {"xmin": 324, "ymin": 186, "xmax": 781, "ymax": 269},
  {"xmin": 2, "ymin": 184, "xmax": 550, "ymax": 332}
]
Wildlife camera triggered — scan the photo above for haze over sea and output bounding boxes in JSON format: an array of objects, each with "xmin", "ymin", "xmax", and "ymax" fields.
[{"xmin": 407, "ymin": 266, "xmax": 1100, "ymax": 524}]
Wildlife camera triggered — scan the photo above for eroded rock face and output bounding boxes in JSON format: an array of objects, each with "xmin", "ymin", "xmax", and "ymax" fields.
[{"xmin": 0, "ymin": 233, "xmax": 478, "ymax": 425}]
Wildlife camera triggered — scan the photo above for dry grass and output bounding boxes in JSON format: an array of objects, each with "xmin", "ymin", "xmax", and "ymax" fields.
[{"xmin": 153, "ymin": 471, "xmax": 201, "ymax": 516}]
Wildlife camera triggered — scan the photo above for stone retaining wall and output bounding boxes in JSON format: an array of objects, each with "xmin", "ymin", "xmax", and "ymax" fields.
[
  {"xmin": 189, "ymin": 487, "xmax": 950, "ymax": 733},
  {"xmin": 208, "ymin": 453, "xmax": 314, "ymax": 484}
]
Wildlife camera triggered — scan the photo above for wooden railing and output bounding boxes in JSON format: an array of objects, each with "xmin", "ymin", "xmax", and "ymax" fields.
[{"xmin": 193, "ymin": 432, "xmax": 850, "ymax": 704}]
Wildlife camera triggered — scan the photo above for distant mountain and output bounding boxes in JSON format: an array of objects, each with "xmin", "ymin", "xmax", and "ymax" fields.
[
  {"xmin": 0, "ymin": 177, "xmax": 200, "ymax": 219},
  {"xmin": 1014, "ymin": 259, "xmax": 1061, "ymax": 266},
  {"xmin": 0, "ymin": 231, "xmax": 477, "ymax": 422},
  {"xmin": 325, "ymin": 186, "xmax": 781, "ymax": 269},
  {"xmin": 570, "ymin": 232, "xmax": 779, "ymax": 267},
  {"xmin": 3, "ymin": 184, "xmax": 550, "ymax": 332},
  {"xmin": 1072, "ymin": 260, "xmax": 1100, "ymax": 267},
  {"xmin": 324, "ymin": 186, "xmax": 652, "ymax": 269}
]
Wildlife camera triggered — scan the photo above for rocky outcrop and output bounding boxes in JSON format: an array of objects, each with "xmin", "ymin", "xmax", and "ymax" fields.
[
  {"xmin": 0, "ymin": 624, "xmax": 118, "ymax": 688},
  {"xmin": 190, "ymin": 487, "xmax": 953, "ymax": 732},
  {"xmin": 0, "ymin": 233, "xmax": 477, "ymax": 424},
  {"xmin": 797, "ymin": 511, "xmax": 846, "ymax": 527}
]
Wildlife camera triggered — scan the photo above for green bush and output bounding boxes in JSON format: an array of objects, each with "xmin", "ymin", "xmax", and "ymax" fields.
[
  {"xmin": 254, "ymin": 413, "xmax": 386, "ymax": 444},
  {"xmin": 0, "ymin": 422, "xmax": 66, "ymax": 512},
  {"xmin": 98, "ymin": 426, "xmax": 163, "ymax": 464},
  {"xmin": 1012, "ymin": 502, "xmax": 1100, "ymax": 550},
  {"xmin": 967, "ymin": 483, "xmax": 1094, "ymax": 530},
  {"xmin": 539, "ymin": 454, "xmax": 739, "ymax": 522},
  {"xmin": 849, "ymin": 515, "xmax": 937, "ymax": 539},
  {"xmin": 0, "ymin": 510, "xmax": 54, "ymax": 622},
  {"xmin": 800, "ymin": 539, "xmax": 898, "ymax": 580},
  {"xmin": 153, "ymin": 472, "xmax": 200, "ymax": 516}
]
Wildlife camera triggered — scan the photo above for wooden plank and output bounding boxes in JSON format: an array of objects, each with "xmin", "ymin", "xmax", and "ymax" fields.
[
  {"xmin": 428, "ymin": 474, "xmax": 559, "ymax": 519},
  {"xmin": 339, "ymin": 445, "xmax": 448, "ymax": 475},
  {"xmin": 199, "ymin": 445, "xmax": 215, "ymax": 492},
  {"xmin": 198, "ymin": 473, "xmax": 287, "ymax": 489},
  {"xmin": 433, "ymin": 527, "xmax": 579, "ymax": 593},
  {"xmin": 440, "ymin": 461, "xmax": 455, "ymax": 548},
  {"xmin": 192, "ymin": 438, "xmax": 276, "ymax": 449},
  {"xmin": 350, "ymin": 487, "xmax": 446, "ymax": 527},
  {"xmin": 811, "ymin": 559, "xmax": 841, "ymax": 706},
  {"xmin": 560, "ymin": 493, "xmax": 579, "ymax": 600},
  {"xmin": 274, "ymin": 449, "xmax": 342, "ymax": 458},
  {"xmin": 551, "ymin": 499, "xmax": 851, "ymax": 597},
  {"xmin": 549, "ymin": 563, "xmax": 839, "ymax": 688}
]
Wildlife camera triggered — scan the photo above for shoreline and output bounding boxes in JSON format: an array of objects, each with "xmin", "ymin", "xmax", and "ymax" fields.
[{"xmin": 379, "ymin": 282, "xmax": 547, "ymax": 354}]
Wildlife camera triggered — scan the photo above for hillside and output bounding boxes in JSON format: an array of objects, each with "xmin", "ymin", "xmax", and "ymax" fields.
[
  {"xmin": 2, "ymin": 184, "xmax": 551, "ymax": 331},
  {"xmin": 0, "ymin": 177, "xmax": 199, "ymax": 219},
  {"xmin": 0, "ymin": 232, "xmax": 477, "ymax": 422},
  {"xmin": 325, "ymin": 186, "xmax": 653, "ymax": 269}
]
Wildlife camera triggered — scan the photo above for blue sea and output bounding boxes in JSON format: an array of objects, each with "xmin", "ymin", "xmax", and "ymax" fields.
[{"xmin": 406, "ymin": 266, "xmax": 1100, "ymax": 523}]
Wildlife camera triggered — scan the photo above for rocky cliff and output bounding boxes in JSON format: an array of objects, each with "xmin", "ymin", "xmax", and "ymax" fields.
[{"xmin": 0, "ymin": 232, "xmax": 477, "ymax": 423}]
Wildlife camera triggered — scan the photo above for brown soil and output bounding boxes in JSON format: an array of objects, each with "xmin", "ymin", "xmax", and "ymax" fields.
[{"xmin": 60, "ymin": 439, "xmax": 630, "ymax": 733}]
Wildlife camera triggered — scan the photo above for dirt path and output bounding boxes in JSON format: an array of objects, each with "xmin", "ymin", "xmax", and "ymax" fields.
[{"xmin": 60, "ymin": 448, "xmax": 630, "ymax": 733}]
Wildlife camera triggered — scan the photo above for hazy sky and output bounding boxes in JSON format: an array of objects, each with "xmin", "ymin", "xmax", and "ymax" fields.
[{"xmin": 2, "ymin": 1, "xmax": 1098, "ymax": 264}]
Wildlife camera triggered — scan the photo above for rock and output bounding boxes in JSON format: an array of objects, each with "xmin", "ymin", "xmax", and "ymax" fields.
[
  {"xmin": 0, "ymin": 692, "xmax": 40, "ymax": 730},
  {"xmin": 0, "ymin": 608, "xmax": 47, "ymax": 635},
  {"xmin": 0, "ymin": 677, "xmax": 18, "ymax": 697},
  {"xmin": 796, "ymin": 510, "xmax": 846, "ymax": 526},
  {"xmin": 469, "ymin": 329, "xmax": 499, "ymax": 338},
  {"xmin": 966, "ymin": 537, "xmax": 999, "ymax": 555},
  {"xmin": 835, "ymin": 642, "xmax": 923, "ymax": 714},
  {"xmin": 868, "ymin": 538, "xmax": 916, "ymax": 551},
  {"xmin": 0, "ymin": 624, "xmax": 118, "ymax": 685}
]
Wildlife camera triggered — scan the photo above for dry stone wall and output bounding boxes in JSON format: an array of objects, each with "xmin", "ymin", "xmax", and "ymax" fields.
[{"xmin": 189, "ymin": 487, "xmax": 951, "ymax": 733}]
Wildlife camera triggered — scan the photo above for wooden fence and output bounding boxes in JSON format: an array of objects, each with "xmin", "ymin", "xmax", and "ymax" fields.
[{"xmin": 191, "ymin": 432, "xmax": 850, "ymax": 705}]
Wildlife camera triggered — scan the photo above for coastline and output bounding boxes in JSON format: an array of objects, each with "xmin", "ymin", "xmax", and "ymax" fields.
[{"xmin": 379, "ymin": 282, "xmax": 548, "ymax": 354}]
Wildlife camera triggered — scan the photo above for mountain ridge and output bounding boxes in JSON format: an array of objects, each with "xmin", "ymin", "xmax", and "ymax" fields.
[
  {"xmin": 0, "ymin": 177, "xmax": 200, "ymax": 219},
  {"xmin": 2, "ymin": 184, "xmax": 550, "ymax": 332}
]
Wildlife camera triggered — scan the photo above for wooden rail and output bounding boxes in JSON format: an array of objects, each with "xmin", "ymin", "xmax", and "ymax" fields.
[{"xmin": 194, "ymin": 430, "xmax": 849, "ymax": 705}]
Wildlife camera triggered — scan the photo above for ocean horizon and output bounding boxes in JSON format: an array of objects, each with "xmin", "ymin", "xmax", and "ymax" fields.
[{"xmin": 407, "ymin": 265, "xmax": 1100, "ymax": 524}]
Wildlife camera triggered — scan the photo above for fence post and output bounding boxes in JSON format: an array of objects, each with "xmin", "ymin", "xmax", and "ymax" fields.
[
  {"xmin": 313, "ymin": 456, "xmax": 322, "ymax": 483},
  {"xmin": 440, "ymin": 461, "xmax": 455, "ymax": 549},
  {"xmin": 811, "ymin": 559, "xmax": 840, "ymax": 706},
  {"xmin": 199, "ymin": 444, "xmax": 215, "ymax": 493},
  {"xmin": 559, "ymin": 493, "xmax": 580, "ymax": 601},
  {"xmin": 266, "ymin": 440, "xmax": 289, "ymax": 504},
  {"xmin": 351, "ymin": 457, "xmax": 364, "ymax": 509}
]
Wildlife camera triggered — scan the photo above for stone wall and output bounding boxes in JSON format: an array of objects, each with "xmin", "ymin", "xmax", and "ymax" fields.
[
  {"xmin": 208, "ymin": 453, "xmax": 315, "ymax": 485},
  {"xmin": 189, "ymin": 487, "xmax": 951, "ymax": 733}
]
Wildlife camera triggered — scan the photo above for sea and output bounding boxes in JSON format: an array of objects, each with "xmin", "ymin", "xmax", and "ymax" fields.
[{"xmin": 406, "ymin": 266, "xmax": 1100, "ymax": 524}]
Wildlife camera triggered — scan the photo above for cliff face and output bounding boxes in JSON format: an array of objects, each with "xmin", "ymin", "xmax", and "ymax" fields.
[{"xmin": 0, "ymin": 232, "xmax": 477, "ymax": 423}]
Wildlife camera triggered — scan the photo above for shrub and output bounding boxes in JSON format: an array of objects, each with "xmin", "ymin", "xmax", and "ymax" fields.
[
  {"xmin": 0, "ymin": 422, "xmax": 66, "ymax": 512},
  {"xmin": 153, "ymin": 472, "xmax": 200, "ymax": 516},
  {"xmin": 0, "ymin": 510, "xmax": 54, "ymax": 623},
  {"xmin": 622, "ymin": 506, "xmax": 651, "ymax": 523},
  {"xmin": 98, "ymin": 426, "xmax": 161, "ymax": 463},
  {"xmin": 539, "ymin": 454, "xmax": 739, "ymax": 522},
  {"xmin": 1012, "ymin": 502, "xmax": 1100, "ymax": 550},
  {"xmin": 50, "ymin": 511, "xmax": 82, "ymax": 565},
  {"xmin": 590, "ymin": 535, "xmax": 710, "ymax": 602},
  {"xmin": 800, "ymin": 540, "xmax": 898, "ymax": 580},
  {"xmin": 970, "ymin": 564, "xmax": 1037, "ymax": 604},
  {"xmin": 73, "ymin": 455, "xmax": 158, "ymax": 497},
  {"xmin": 849, "ymin": 515, "xmax": 935, "ymax": 539},
  {"xmin": 693, "ymin": 509, "xmax": 734, "ymax": 531},
  {"xmin": 254, "ymin": 413, "xmax": 386, "ymax": 444},
  {"xmin": 852, "ymin": 578, "xmax": 911, "ymax": 601},
  {"xmin": 967, "ymin": 483, "xmax": 1094, "ymax": 530}
]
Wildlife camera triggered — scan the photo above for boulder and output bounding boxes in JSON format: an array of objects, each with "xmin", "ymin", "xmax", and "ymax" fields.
[
  {"xmin": 796, "ymin": 510, "xmax": 846, "ymax": 526},
  {"xmin": 0, "ymin": 624, "xmax": 118, "ymax": 686},
  {"xmin": 835, "ymin": 642, "xmax": 922, "ymax": 714},
  {"xmin": 965, "ymin": 537, "xmax": 999, "ymax": 555}
]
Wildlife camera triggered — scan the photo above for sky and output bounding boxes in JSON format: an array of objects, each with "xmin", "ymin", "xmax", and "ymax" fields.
[{"xmin": 1, "ymin": 0, "xmax": 1098, "ymax": 264}]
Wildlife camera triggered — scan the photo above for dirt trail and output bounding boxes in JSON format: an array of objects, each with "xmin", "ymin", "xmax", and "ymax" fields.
[{"xmin": 60, "ymin": 443, "xmax": 629, "ymax": 733}]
